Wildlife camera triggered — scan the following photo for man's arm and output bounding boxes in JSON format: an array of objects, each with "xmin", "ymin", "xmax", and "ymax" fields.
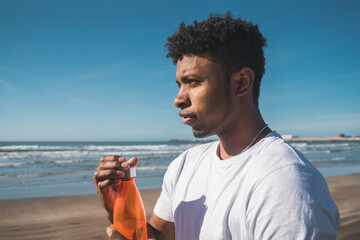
[
  {"xmin": 147, "ymin": 213, "xmax": 175, "ymax": 240},
  {"xmin": 104, "ymin": 213, "xmax": 175, "ymax": 240}
]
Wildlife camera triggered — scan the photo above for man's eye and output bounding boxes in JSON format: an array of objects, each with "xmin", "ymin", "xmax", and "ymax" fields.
[{"xmin": 188, "ymin": 79, "xmax": 200, "ymax": 85}]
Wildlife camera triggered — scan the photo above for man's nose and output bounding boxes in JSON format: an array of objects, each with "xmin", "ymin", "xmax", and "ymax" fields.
[{"xmin": 174, "ymin": 87, "xmax": 190, "ymax": 109}]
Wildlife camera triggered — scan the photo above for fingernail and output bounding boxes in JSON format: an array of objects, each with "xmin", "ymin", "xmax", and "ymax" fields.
[
  {"xmin": 106, "ymin": 226, "xmax": 113, "ymax": 237},
  {"xmin": 116, "ymin": 171, "xmax": 124, "ymax": 176}
]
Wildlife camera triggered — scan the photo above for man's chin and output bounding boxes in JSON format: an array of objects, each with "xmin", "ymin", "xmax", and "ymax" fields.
[{"xmin": 192, "ymin": 129, "xmax": 213, "ymax": 138}]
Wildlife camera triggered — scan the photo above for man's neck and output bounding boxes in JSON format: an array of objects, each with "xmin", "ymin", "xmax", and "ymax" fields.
[{"xmin": 217, "ymin": 109, "xmax": 271, "ymax": 160}]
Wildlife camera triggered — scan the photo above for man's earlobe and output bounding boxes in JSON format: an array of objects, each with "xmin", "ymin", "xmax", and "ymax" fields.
[{"xmin": 235, "ymin": 68, "xmax": 254, "ymax": 96}]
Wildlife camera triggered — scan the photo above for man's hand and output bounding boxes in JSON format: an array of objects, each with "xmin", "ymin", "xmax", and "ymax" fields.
[
  {"xmin": 93, "ymin": 155, "xmax": 138, "ymax": 222},
  {"xmin": 106, "ymin": 224, "xmax": 158, "ymax": 240},
  {"xmin": 106, "ymin": 225, "xmax": 128, "ymax": 240},
  {"xmin": 93, "ymin": 155, "xmax": 172, "ymax": 240}
]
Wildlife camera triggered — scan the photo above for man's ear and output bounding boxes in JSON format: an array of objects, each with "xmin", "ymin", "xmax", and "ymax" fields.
[{"xmin": 232, "ymin": 67, "xmax": 255, "ymax": 96}]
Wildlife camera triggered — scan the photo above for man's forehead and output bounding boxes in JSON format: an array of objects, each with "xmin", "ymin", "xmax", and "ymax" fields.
[{"xmin": 176, "ymin": 53, "xmax": 218, "ymax": 76}]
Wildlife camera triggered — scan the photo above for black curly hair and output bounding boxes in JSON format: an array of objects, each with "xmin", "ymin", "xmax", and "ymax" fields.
[{"xmin": 166, "ymin": 11, "xmax": 267, "ymax": 106}]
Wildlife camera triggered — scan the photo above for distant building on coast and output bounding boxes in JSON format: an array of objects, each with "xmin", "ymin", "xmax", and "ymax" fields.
[
  {"xmin": 283, "ymin": 133, "xmax": 360, "ymax": 142},
  {"xmin": 281, "ymin": 134, "xmax": 299, "ymax": 139}
]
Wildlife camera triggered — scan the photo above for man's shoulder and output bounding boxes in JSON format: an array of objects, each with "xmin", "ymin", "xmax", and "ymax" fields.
[
  {"xmin": 257, "ymin": 131, "xmax": 312, "ymax": 166},
  {"xmin": 250, "ymin": 133, "xmax": 332, "ymax": 204},
  {"xmin": 249, "ymin": 131, "xmax": 321, "ymax": 182}
]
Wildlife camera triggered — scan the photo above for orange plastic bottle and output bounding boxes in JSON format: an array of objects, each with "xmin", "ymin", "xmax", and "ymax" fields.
[{"xmin": 113, "ymin": 164, "xmax": 147, "ymax": 240}]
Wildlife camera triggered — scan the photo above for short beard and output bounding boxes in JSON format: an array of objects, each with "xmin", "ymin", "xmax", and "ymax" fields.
[
  {"xmin": 192, "ymin": 74, "xmax": 232, "ymax": 139},
  {"xmin": 192, "ymin": 129, "xmax": 212, "ymax": 138}
]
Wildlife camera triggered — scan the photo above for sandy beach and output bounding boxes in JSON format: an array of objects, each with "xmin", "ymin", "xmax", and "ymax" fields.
[{"xmin": 1, "ymin": 175, "xmax": 359, "ymax": 240}]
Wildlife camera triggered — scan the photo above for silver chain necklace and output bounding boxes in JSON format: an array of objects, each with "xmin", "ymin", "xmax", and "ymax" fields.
[{"xmin": 218, "ymin": 124, "xmax": 269, "ymax": 159}]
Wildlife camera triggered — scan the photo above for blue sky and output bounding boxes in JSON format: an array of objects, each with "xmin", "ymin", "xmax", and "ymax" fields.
[{"xmin": 1, "ymin": 0, "xmax": 359, "ymax": 141}]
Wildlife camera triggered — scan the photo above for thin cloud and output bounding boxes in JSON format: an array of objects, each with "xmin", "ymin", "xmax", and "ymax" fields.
[
  {"xmin": 59, "ymin": 58, "xmax": 145, "ymax": 84},
  {"xmin": 0, "ymin": 79, "xmax": 19, "ymax": 92},
  {"xmin": 266, "ymin": 48, "xmax": 315, "ymax": 67}
]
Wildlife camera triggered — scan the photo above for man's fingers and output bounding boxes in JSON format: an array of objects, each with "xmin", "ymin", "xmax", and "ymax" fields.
[
  {"xmin": 98, "ymin": 178, "xmax": 121, "ymax": 190},
  {"xmin": 99, "ymin": 161, "xmax": 127, "ymax": 171},
  {"xmin": 95, "ymin": 169, "xmax": 124, "ymax": 181},
  {"xmin": 106, "ymin": 225, "xmax": 127, "ymax": 240},
  {"xmin": 100, "ymin": 155, "xmax": 126, "ymax": 162},
  {"xmin": 93, "ymin": 155, "xmax": 139, "ymax": 188}
]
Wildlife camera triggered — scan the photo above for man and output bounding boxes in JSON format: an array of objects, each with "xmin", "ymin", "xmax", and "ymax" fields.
[{"xmin": 93, "ymin": 12, "xmax": 340, "ymax": 239}]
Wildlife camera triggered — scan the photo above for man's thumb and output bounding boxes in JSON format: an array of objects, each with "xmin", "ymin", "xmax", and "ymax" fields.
[{"xmin": 127, "ymin": 157, "xmax": 138, "ymax": 166}]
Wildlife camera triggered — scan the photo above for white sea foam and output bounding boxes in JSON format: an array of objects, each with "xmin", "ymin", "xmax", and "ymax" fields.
[
  {"xmin": 0, "ymin": 169, "xmax": 93, "ymax": 179},
  {"xmin": 52, "ymin": 159, "xmax": 97, "ymax": 164},
  {"xmin": 329, "ymin": 157, "xmax": 347, "ymax": 161},
  {"xmin": 82, "ymin": 144, "xmax": 168, "ymax": 151},
  {"xmin": 290, "ymin": 143, "xmax": 308, "ymax": 148},
  {"xmin": 302, "ymin": 150, "xmax": 332, "ymax": 154},
  {"xmin": 0, "ymin": 143, "xmax": 196, "ymax": 160},
  {"xmin": 81, "ymin": 144, "xmax": 196, "ymax": 151},
  {"xmin": 291, "ymin": 142, "xmax": 354, "ymax": 151},
  {"xmin": 310, "ymin": 157, "xmax": 347, "ymax": 162},
  {"xmin": 0, "ymin": 145, "xmax": 74, "ymax": 151},
  {"xmin": 136, "ymin": 166, "xmax": 168, "ymax": 170},
  {"xmin": 0, "ymin": 162, "xmax": 27, "ymax": 167},
  {"xmin": 0, "ymin": 150, "xmax": 99, "ymax": 160}
]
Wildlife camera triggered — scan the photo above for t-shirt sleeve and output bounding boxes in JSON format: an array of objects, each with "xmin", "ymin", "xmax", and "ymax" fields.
[
  {"xmin": 246, "ymin": 164, "xmax": 340, "ymax": 240},
  {"xmin": 153, "ymin": 154, "xmax": 184, "ymax": 222},
  {"xmin": 153, "ymin": 166, "xmax": 175, "ymax": 222}
]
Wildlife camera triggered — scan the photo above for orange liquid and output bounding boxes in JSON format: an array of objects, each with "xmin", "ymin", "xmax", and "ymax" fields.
[{"xmin": 113, "ymin": 177, "xmax": 147, "ymax": 240}]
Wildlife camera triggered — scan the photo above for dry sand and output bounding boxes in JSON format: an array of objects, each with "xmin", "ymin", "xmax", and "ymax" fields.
[{"xmin": 0, "ymin": 175, "xmax": 359, "ymax": 240}]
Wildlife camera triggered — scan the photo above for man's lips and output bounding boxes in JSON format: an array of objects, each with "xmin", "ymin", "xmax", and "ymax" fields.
[
  {"xmin": 179, "ymin": 113, "xmax": 197, "ymax": 125},
  {"xmin": 182, "ymin": 116, "xmax": 197, "ymax": 125}
]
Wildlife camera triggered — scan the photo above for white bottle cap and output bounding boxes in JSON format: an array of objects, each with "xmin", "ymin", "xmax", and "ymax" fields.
[{"xmin": 122, "ymin": 164, "xmax": 136, "ymax": 178}]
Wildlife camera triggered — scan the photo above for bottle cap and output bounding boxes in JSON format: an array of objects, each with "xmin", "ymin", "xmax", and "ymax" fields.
[{"xmin": 122, "ymin": 164, "xmax": 136, "ymax": 178}]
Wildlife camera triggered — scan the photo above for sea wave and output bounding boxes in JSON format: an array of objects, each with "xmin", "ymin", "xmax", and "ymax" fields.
[
  {"xmin": 51, "ymin": 159, "xmax": 99, "ymax": 164},
  {"xmin": 0, "ymin": 162, "xmax": 27, "ymax": 167},
  {"xmin": 137, "ymin": 166, "xmax": 169, "ymax": 171},
  {"xmin": 0, "ymin": 149, "xmax": 185, "ymax": 160},
  {"xmin": 0, "ymin": 145, "xmax": 74, "ymax": 151},
  {"xmin": 291, "ymin": 142, "xmax": 351, "ymax": 148},
  {"xmin": 309, "ymin": 157, "xmax": 347, "ymax": 163},
  {"xmin": 0, "ymin": 169, "xmax": 93, "ymax": 179},
  {"xmin": 0, "ymin": 150, "xmax": 98, "ymax": 160}
]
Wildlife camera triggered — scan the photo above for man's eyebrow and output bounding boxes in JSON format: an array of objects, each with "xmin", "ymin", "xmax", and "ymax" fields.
[{"xmin": 181, "ymin": 74, "xmax": 202, "ymax": 81}]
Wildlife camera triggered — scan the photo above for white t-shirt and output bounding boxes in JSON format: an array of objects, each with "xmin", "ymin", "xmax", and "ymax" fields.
[{"xmin": 153, "ymin": 132, "xmax": 340, "ymax": 240}]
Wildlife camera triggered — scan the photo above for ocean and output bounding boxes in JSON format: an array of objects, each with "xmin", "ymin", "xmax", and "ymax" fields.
[{"xmin": 1, "ymin": 140, "xmax": 360, "ymax": 200}]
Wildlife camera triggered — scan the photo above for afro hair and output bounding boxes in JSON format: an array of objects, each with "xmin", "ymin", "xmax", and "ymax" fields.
[{"xmin": 166, "ymin": 11, "xmax": 267, "ymax": 106}]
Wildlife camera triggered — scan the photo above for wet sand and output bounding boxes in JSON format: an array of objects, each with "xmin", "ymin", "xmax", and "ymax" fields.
[{"xmin": 0, "ymin": 175, "xmax": 359, "ymax": 240}]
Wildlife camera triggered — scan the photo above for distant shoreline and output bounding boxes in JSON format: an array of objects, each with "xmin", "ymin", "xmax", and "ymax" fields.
[{"xmin": 284, "ymin": 136, "xmax": 360, "ymax": 142}]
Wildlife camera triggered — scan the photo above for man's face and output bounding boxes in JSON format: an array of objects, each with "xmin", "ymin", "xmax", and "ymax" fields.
[{"xmin": 175, "ymin": 53, "xmax": 234, "ymax": 138}]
